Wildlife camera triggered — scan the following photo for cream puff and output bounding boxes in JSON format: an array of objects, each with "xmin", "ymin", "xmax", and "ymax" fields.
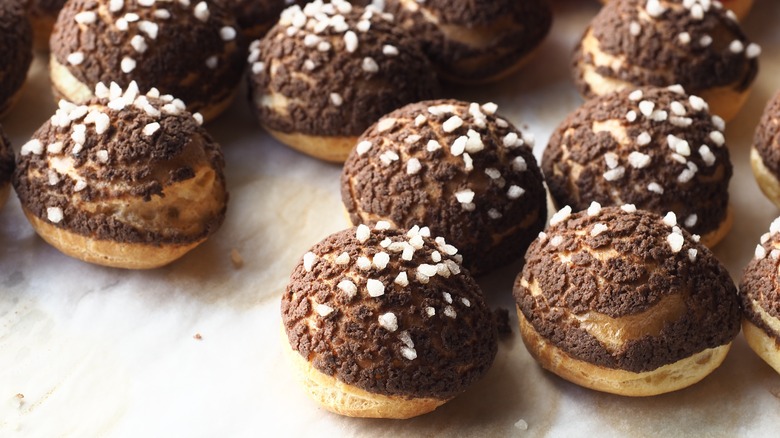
[
  {"xmin": 574, "ymin": 0, "xmax": 760, "ymax": 121},
  {"xmin": 382, "ymin": 0, "xmax": 552, "ymax": 84},
  {"xmin": 13, "ymin": 81, "xmax": 227, "ymax": 269},
  {"xmin": 542, "ymin": 85, "xmax": 733, "ymax": 247},
  {"xmin": 0, "ymin": 1, "xmax": 33, "ymax": 116},
  {"xmin": 247, "ymin": 0, "xmax": 439, "ymax": 162},
  {"xmin": 740, "ymin": 217, "xmax": 780, "ymax": 375},
  {"xmin": 514, "ymin": 205, "xmax": 741, "ymax": 396},
  {"xmin": 341, "ymin": 99, "xmax": 547, "ymax": 276},
  {"xmin": 751, "ymin": 91, "xmax": 780, "ymax": 208},
  {"xmin": 282, "ymin": 224, "xmax": 497, "ymax": 418},
  {"xmin": 49, "ymin": 0, "xmax": 246, "ymax": 122}
]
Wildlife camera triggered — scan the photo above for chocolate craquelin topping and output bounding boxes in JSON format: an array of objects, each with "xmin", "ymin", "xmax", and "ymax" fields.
[
  {"xmin": 248, "ymin": 0, "xmax": 439, "ymax": 137},
  {"xmin": 13, "ymin": 81, "xmax": 227, "ymax": 245},
  {"xmin": 51, "ymin": 0, "xmax": 246, "ymax": 114},
  {"xmin": 753, "ymin": 91, "xmax": 780, "ymax": 177},
  {"xmin": 543, "ymin": 86, "xmax": 731, "ymax": 237},
  {"xmin": 384, "ymin": 0, "xmax": 551, "ymax": 82},
  {"xmin": 739, "ymin": 217, "xmax": 780, "ymax": 345},
  {"xmin": 0, "ymin": 1, "xmax": 33, "ymax": 114},
  {"xmin": 574, "ymin": 0, "xmax": 759, "ymax": 97},
  {"xmin": 0, "ymin": 127, "xmax": 13, "ymax": 186},
  {"xmin": 514, "ymin": 205, "xmax": 740, "ymax": 372},
  {"xmin": 282, "ymin": 225, "xmax": 497, "ymax": 399},
  {"xmin": 341, "ymin": 99, "xmax": 547, "ymax": 275}
]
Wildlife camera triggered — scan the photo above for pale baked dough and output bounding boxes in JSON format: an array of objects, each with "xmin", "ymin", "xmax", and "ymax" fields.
[
  {"xmin": 750, "ymin": 147, "xmax": 780, "ymax": 209},
  {"xmin": 699, "ymin": 205, "xmax": 733, "ymax": 249},
  {"xmin": 518, "ymin": 309, "xmax": 732, "ymax": 396},
  {"xmin": 742, "ymin": 319, "xmax": 780, "ymax": 375},
  {"xmin": 282, "ymin": 328, "xmax": 447, "ymax": 419},
  {"xmin": 266, "ymin": 129, "xmax": 357, "ymax": 163},
  {"xmin": 23, "ymin": 208, "xmax": 203, "ymax": 269}
]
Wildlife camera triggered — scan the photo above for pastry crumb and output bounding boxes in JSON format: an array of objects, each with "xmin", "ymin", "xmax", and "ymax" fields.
[
  {"xmin": 230, "ymin": 248, "xmax": 244, "ymax": 269},
  {"xmin": 514, "ymin": 418, "xmax": 528, "ymax": 430},
  {"xmin": 193, "ymin": 333, "xmax": 203, "ymax": 341},
  {"xmin": 15, "ymin": 393, "xmax": 23, "ymax": 399}
]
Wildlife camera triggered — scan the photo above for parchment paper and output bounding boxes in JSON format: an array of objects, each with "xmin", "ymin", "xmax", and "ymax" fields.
[{"xmin": 1, "ymin": 1, "xmax": 779, "ymax": 436}]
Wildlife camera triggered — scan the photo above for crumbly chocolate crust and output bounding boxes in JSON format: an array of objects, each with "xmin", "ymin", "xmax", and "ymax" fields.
[
  {"xmin": 341, "ymin": 99, "xmax": 547, "ymax": 275},
  {"xmin": 753, "ymin": 91, "xmax": 780, "ymax": 177},
  {"xmin": 0, "ymin": 126, "xmax": 13, "ymax": 186},
  {"xmin": 0, "ymin": 1, "xmax": 33, "ymax": 113},
  {"xmin": 248, "ymin": 2, "xmax": 439, "ymax": 137},
  {"xmin": 574, "ymin": 0, "xmax": 759, "ymax": 97},
  {"xmin": 542, "ymin": 86, "xmax": 731, "ymax": 237},
  {"xmin": 51, "ymin": 0, "xmax": 246, "ymax": 114},
  {"xmin": 13, "ymin": 83, "xmax": 227, "ymax": 245},
  {"xmin": 282, "ymin": 226, "xmax": 497, "ymax": 399},
  {"xmin": 739, "ymin": 218, "xmax": 780, "ymax": 344},
  {"xmin": 514, "ymin": 206, "xmax": 740, "ymax": 372},
  {"xmin": 385, "ymin": 0, "xmax": 551, "ymax": 82}
]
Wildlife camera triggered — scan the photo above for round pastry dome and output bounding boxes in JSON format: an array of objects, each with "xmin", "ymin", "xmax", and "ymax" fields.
[
  {"xmin": 50, "ymin": 0, "xmax": 247, "ymax": 122},
  {"xmin": 341, "ymin": 99, "xmax": 547, "ymax": 275},
  {"xmin": 573, "ymin": 0, "xmax": 760, "ymax": 121},
  {"xmin": 247, "ymin": 0, "xmax": 439, "ymax": 162},
  {"xmin": 13, "ymin": 81, "xmax": 228, "ymax": 269},
  {"xmin": 542, "ymin": 85, "xmax": 733, "ymax": 247},
  {"xmin": 514, "ymin": 204, "xmax": 741, "ymax": 396},
  {"xmin": 282, "ymin": 224, "xmax": 497, "ymax": 418}
]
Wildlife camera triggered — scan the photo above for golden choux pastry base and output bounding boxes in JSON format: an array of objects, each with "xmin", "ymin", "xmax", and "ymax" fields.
[{"xmin": 518, "ymin": 309, "xmax": 731, "ymax": 396}]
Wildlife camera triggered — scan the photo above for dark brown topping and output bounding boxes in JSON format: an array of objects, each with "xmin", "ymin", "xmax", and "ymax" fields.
[
  {"xmin": 542, "ymin": 86, "xmax": 731, "ymax": 237},
  {"xmin": 574, "ymin": 0, "xmax": 759, "ymax": 96},
  {"xmin": 0, "ymin": 1, "xmax": 33, "ymax": 113},
  {"xmin": 51, "ymin": 0, "xmax": 247, "ymax": 114},
  {"xmin": 13, "ymin": 83, "xmax": 227, "ymax": 245},
  {"xmin": 739, "ymin": 219, "xmax": 780, "ymax": 344},
  {"xmin": 384, "ymin": 0, "xmax": 551, "ymax": 82},
  {"xmin": 341, "ymin": 99, "xmax": 547, "ymax": 275},
  {"xmin": 0, "ymin": 125, "xmax": 13, "ymax": 186},
  {"xmin": 753, "ymin": 91, "xmax": 780, "ymax": 177},
  {"xmin": 282, "ymin": 226, "xmax": 497, "ymax": 399},
  {"xmin": 514, "ymin": 206, "xmax": 740, "ymax": 372},
  {"xmin": 248, "ymin": 2, "xmax": 439, "ymax": 137}
]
